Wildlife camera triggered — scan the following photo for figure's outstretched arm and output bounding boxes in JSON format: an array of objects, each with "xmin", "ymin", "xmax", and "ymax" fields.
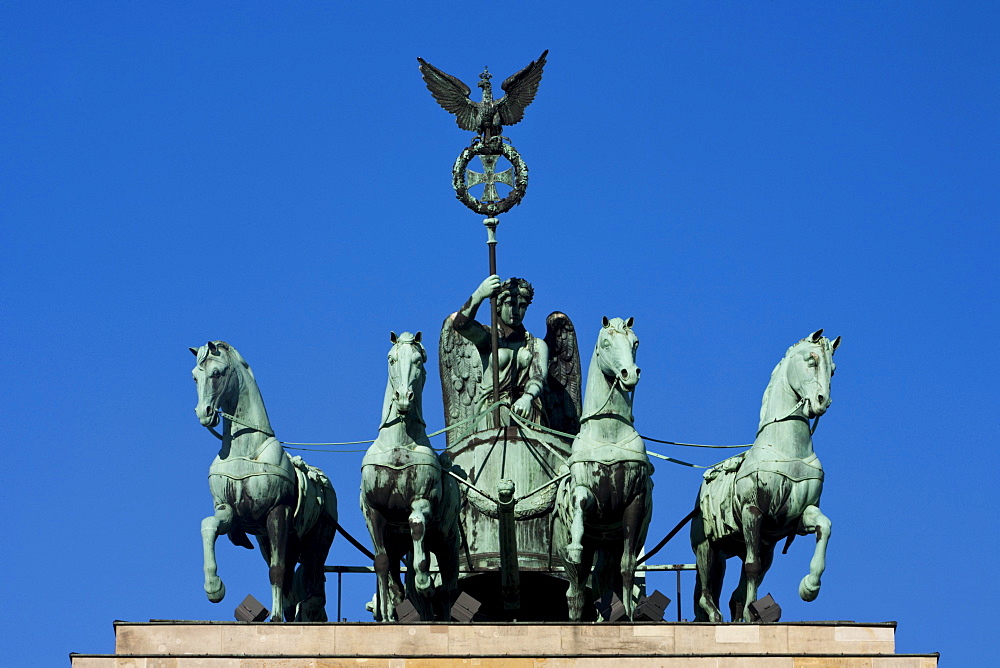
[{"xmin": 453, "ymin": 275, "xmax": 500, "ymax": 351}]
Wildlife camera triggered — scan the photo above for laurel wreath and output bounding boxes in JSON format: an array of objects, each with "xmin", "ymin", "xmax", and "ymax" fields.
[
  {"xmin": 462, "ymin": 481, "xmax": 558, "ymax": 521},
  {"xmin": 451, "ymin": 140, "xmax": 529, "ymax": 216}
]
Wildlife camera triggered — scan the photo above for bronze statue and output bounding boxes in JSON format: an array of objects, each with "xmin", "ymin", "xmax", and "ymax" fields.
[
  {"xmin": 691, "ymin": 330, "xmax": 840, "ymax": 622},
  {"xmin": 438, "ymin": 275, "xmax": 581, "ymax": 615},
  {"xmin": 361, "ymin": 332, "xmax": 460, "ymax": 621},
  {"xmin": 441, "ymin": 274, "xmax": 581, "ymax": 438},
  {"xmin": 556, "ymin": 317, "xmax": 652, "ymax": 621},
  {"xmin": 418, "ymin": 50, "xmax": 548, "ymax": 144},
  {"xmin": 191, "ymin": 341, "xmax": 338, "ymax": 622}
]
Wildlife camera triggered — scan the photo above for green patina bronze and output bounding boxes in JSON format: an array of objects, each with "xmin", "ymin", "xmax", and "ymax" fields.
[
  {"xmin": 439, "ymin": 275, "xmax": 582, "ymax": 618},
  {"xmin": 418, "ymin": 52, "xmax": 545, "ymax": 217},
  {"xmin": 180, "ymin": 55, "xmax": 854, "ymax": 627},
  {"xmin": 691, "ymin": 330, "xmax": 841, "ymax": 622},
  {"xmin": 360, "ymin": 332, "xmax": 460, "ymax": 622},
  {"xmin": 417, "ymin": 51, "xmax": 547, "ymax": 144},
  {"xmin": 191, "ymin": 341, "xmax": 338, "ymax": 622},
  {"xmin": 556, "ymin": 317, "xmax": 653, "ymax": 621}
]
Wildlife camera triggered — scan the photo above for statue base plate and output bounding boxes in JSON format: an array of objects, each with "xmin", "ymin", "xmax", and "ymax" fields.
[{"xmin": 72, "ymin": 620, "xmax": 938, "ymax": 666}]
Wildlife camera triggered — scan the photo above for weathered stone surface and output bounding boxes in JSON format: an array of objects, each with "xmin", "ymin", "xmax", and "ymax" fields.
[
  {"xmin": 105, "ymin": 620, "xmax": 917, "ymax": 658},
  {"xmin": 72, "ymin": 653, "xmax": 940, "ymax": 668}
]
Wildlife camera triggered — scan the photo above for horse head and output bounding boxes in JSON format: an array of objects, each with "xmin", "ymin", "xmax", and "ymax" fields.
[
  {"xmin": 784, "ymin": 329, "xmax": 841, "ymax": 419},
  {"xmin": 190, "ymin": 340, "xmax": 242, "ymax": 428},
  {"xmin": 386, "ymin": 331, "xmax": 426, "ymax": 419},
  {"xmin": 597, "ymin": 316, "xmax": 641, "ymax": 391}
]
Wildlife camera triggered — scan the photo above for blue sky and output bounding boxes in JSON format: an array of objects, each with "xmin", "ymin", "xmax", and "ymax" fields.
[{"xmin": 2, "ymin": 2, "xmax": 997, "ymax": 665}]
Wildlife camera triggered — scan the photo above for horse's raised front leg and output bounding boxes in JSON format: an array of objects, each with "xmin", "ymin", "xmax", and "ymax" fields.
[
  {"xmin": 409, "ymin": 498, "xmax": 434, "ymax": 598},
  {"xmin": 798, "ymin": 504, "xmax": 832, "ymax": 602},
  {"xmin": 265, "ymin": 504, "xmax": 292, "ymax": 622},
  {"xmin": 201, "ymin": 503, "xmax": 234, "ymax": 603},
  {"xmin": 738, "ymin": 504, "xmax": 763, "ymax": 622},
  {"xmin": 566, "ymin": 484, "xmax": 595, "ymax": 565}
]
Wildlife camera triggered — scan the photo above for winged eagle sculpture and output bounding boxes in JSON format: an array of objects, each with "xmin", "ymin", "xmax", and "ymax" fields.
[{"xmin": 417, "ymin": 50, "xmax": 548, "ymax": 144}]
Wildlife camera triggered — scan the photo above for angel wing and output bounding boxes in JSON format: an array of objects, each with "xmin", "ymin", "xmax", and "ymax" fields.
[
  {"xmin": 543, "ymin": 310, "xmax": 582, "ymax": 438},
  {"xmin": 497, "ymin": 49, "xmax": 548, "ymax": 127},
  {"xmin": 417, "ymin": 57, "xmax": 480, "ymax": 132},
  {"xmin": 439, "ymin": 313, "xmax": 482, "ymax": 449}
]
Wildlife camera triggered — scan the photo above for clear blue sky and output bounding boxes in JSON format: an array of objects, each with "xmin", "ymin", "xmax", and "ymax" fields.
[{"xmin": 3, "ymin": 2, "xmax": 996, "ymax": 665}]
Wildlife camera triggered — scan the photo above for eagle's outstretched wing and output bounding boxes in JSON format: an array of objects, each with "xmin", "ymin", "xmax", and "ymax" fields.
[
  {"xmin": 439, "ymin": 313, "xmax": 482, "ymax": 448},
  {"xmin": 543, "ymin": 310, "xmax": 582, "ymax": 438},
  {"xmin": 417, "ymin": 57, "xmax": 480, "ymax": 132},
  {"xmin": 497, "ymin": 49, "xmax": 548, "ymax": 127}
]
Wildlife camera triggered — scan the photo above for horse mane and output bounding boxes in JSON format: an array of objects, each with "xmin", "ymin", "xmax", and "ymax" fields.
[
  {"xmin": 581, "ymin": 343, "xmax": 604, "ymax": 417},
  {"xmin": 217, "ymin": 341, "xmax": 255, "ymax": 379},
  {"xmin": 197, "ymin": 341, "xmax": 257, "ymax": 400}
]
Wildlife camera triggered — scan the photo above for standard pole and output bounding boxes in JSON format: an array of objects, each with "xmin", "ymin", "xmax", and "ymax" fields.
[{"xmin": 485, "ymin": 217, "xmax": 501, "ymax": 426}]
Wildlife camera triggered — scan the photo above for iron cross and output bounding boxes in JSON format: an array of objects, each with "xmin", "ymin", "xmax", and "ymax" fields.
[{"xmin": 466, "ymin": 155, "xmax": 514, "ymax": 203}]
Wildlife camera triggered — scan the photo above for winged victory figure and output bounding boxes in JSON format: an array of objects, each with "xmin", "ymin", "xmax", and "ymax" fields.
[
  {"xmin": 417, "ymin": 50, "xmax": 548, "ymax": 144},
  {"xmin": 439, "ymin": 274, "xmax": 582, "ymax": 449}
]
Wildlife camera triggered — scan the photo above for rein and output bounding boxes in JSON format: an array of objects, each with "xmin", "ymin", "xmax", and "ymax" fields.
[
  {"xmin": 579, "ymin": 376, "xmax": 633, "ymax": 425},
  {"xmin": 754, "ymin": 397, "xmax": 821, "ymax": 437},
  {"xmin": 205, "ymin": 410, "xmax": 275, "ymax": 441}
]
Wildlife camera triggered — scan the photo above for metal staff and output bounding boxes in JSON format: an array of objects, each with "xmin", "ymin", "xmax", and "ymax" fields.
[{"xmin": 484, "ymin": 217, "xmax": 502, "ymax": 426}]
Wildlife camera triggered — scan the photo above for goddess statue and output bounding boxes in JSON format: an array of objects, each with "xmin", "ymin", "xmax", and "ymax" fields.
[
  {"xmin": 440, "ymin": 274, "xmax": 582, "ymax": 443},
  {"xmin": 451, "ymin": 274, "xmax": 549, "ymax": 430}
]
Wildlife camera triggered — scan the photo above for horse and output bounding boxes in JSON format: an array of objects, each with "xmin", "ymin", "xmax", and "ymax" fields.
[
  {"xmin": 191, "ymin": 341, "xmax": 338, "ymax": 622},
  {"xmin": 691, "ymin": 329, "xmax": 841, "ymax": 622},
  {"xmin": 556, "ymin": 317, "xmax": 652, "ymax": 621},
  {"xmin": 360, "ymin": 332, "xmax": 460, "ymax": 621}
]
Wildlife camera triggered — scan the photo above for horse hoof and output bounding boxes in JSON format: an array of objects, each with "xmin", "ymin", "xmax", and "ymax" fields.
[
  {"xmin": 799, "ymin": 575, "xmax": 821, "ymax": 601},
  {"xmin": 205, "ymin": 579, "xmax": 226, "ymax": 603},
  {"xmin": 415, "ymin": 572, "xmax": 434, "ymax": 595},
  {"xmin": 698, "ymin": 598, "xmax": 723, "ymax": 623}
]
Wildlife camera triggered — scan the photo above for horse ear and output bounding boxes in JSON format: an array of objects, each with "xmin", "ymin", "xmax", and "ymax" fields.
[
  {"xmin": 602, "ymin": 316, "xmax": 610, "ymax": 328},
  {"xmin": 414, "ymin": 331, "xmax": 422, "ymax": 343},
  {"xmin": 390, "ymin": 331, "xmax": 398, "ymax": 343},
  {"xmin": 207, "ymin": 341, "xmax": 219, "ymax": 355},
  {"xmin": 625, "ymin": 316, "xmax": 634, "ymax": 328},
  {"xmin": 810, "ymin": 329, "xmax": 824, "ymax": 342},
  {"xmin": 189, "ymin": 347, "xmax": 199, "ymax": 356},
  {"xmin": 831, "ymin": 335, "xmax": 841, "ymax": 352}
]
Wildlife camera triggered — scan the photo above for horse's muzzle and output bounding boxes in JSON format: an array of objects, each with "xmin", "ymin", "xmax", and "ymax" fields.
[
  {"xmin": 197, "ymin": 406, "xmax": 220, "ymax": 428},
  {"xmin": 619, "ymin": 367, "xmax": 641, "ymax": 391}
]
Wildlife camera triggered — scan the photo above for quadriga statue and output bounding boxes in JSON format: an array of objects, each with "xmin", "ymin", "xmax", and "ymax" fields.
[
  {"xmin": 556, "ymin": 317, "xmax": 652, "ymax": 621},
  {"xmin": 190, "ymin": 341, "xmax": 338, "ymax": 622},
  {"xmin": 691, "ymin": 329, "xmax": 840, "ymax": 622},
  {"xmin": 360, "ymin": 332, "xmax": 461, "ymax": 621}
]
